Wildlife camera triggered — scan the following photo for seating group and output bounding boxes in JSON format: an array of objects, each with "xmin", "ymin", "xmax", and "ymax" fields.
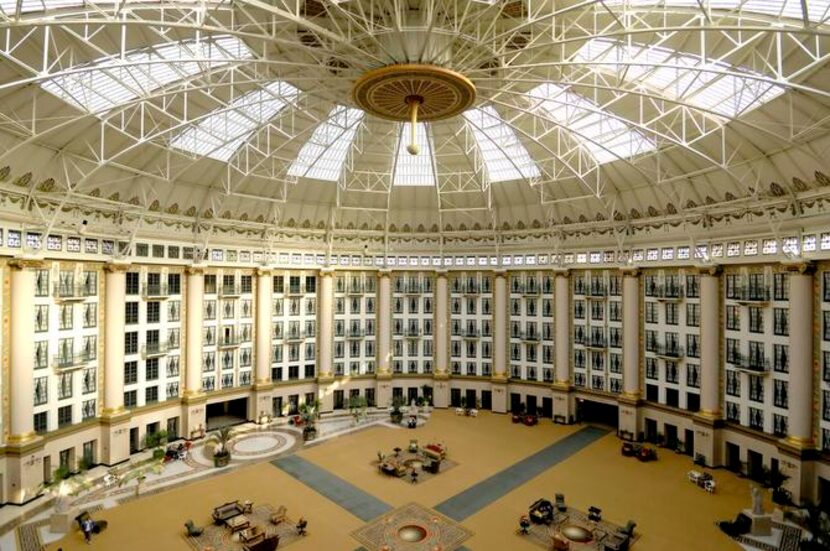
[{"xmin": 184, "ymin": 500, "xmax": 302, "ymax": 551}]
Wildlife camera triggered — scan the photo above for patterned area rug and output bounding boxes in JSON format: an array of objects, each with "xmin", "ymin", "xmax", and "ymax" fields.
[
  {"xmin": 523, "ymin": 507, "xmax": 639, "ymax": 550},
  {"xmin": 183, "ymin": 503, "xmax": 303, "ymax": 551},
  {"xmin": 374, "ymin": 449, "xmax": 458, "ymax": 484},
  {"xmin": 351, "ymin": 502, "xmax": 473, "ymax": 551},
  {"xmin": 17, "ymin": 504, "xmax": 104, "ymax": 551},
  {"xmin": 730, "ymin": 521, "xmax": 802, "ymax": 551}
]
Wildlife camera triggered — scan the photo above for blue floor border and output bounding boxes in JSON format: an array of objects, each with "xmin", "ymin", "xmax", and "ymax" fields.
[
  {"xmin": 272, "ymin": 455, "xmax": 392, "ymax": 522},
  {"xmin": 433, "ymin": 426, "xmax": 609, "ymax": 521}
]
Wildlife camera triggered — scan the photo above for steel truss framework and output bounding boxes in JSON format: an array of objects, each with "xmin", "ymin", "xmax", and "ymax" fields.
[{"xmin": 0, "ymin": 0, "xmax": 826, "ymax": 252}]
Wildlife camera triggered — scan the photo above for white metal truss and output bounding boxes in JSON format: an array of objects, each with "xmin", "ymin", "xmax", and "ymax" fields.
[{"xmin": 0, "ymin": 0, "xmax": 824, "ymax": 246}]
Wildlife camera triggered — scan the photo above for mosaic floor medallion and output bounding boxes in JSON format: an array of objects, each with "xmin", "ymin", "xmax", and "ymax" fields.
[
  {"xmin": 561, "ymin": 524, "xmax": 593, "ymax": 542},
  {"xmin": 352, "ymin": 502, "xmax": 473, "ymax": 551}
]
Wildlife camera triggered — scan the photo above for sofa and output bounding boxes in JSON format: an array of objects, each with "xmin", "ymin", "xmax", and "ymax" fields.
[
  {"xmin": 212, "ymin": 501, "xmax": 244, "ymax": 524},
  {"xmin": 379, "ymin": 460, "xmax": 407, "ymax": 477},
  {"xmin": 422, "ymin": 443, "xmax": 446, "ymax": 461}
]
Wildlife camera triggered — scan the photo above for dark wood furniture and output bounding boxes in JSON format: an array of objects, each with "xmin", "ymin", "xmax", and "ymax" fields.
[
  {"xmin": 529, "ymin": 498, "xmax": 555, "ymax": 525},
  {"xmin": 212, "ymin": 501, "xmax": 244, "ymax": 524},
  {"xmin": 243, "ymin": 534, "xmax": 280, "ymax": 551}
]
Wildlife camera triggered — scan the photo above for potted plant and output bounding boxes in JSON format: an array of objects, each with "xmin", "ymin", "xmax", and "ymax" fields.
[
  {"xmin": 144, "ymin": 429, "xmax": 169, "ymax": 460},
  {"xmin": 389, "ymin": 396, "xmax": 405, "ymax": 424},
  {"xmin": 118, "ymin": 459, "xmax": 164, "ymax": 497},
  {"xmin": 207, "ymin": 426, "xmax": 234, "ymax": 467},
  {"xmin": 767, "ymin": 469, "xmax": 792, "ymax": 506},
  {"xmin": 349, "ymin": 395, "xmax": 368, "ymax": 425},
  {"xmin": 299, "ymin": 398, "xmax": 320, "ymax": 441}
]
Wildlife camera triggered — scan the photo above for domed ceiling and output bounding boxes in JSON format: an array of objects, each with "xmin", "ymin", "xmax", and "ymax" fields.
[{"xmin": 0, "ymin": 0, "xmax": 828, "ymax": 250}]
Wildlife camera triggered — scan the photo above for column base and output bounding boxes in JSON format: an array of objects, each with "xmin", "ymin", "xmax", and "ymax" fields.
[
  {"xmin": 181, "ymin": 395, "xmax": 208, "ymax": 440},
  {"xmin": 4, "ymin": 436, "xmax": 46, "ymax": 505},
  {"xmin": 431, "ymin": 372, "xmax": 450, "ymax": 409},
  {"xmin": 551, "ymin": 382, "xmax": 574, "ymax": 424},
  {"xmin": 616, "ymin": 396, "xmax": 641, "ymax": 440},
  {"xmin": 691, "ymin": 414, "xmax": 725, "ymax": 468},
  {"xmin": 317, "ymin": 375, "xmax": 336, "ymax": 413},
  {"xmin": 376, "ymin": 374, "xmax": 393, "ymax": 408},
  {"xmin": 490, "ymin": 378, "xmax": 508, "ymax": 413}
]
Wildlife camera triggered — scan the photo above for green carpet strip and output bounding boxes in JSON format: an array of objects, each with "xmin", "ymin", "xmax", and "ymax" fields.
[
  {"xmin": 272, "ymin": 455, "xmax": 392, "ymax": 522},
  {"xmin": 434, "ymin": 426, "xmax": 609, "ymax": 521}
]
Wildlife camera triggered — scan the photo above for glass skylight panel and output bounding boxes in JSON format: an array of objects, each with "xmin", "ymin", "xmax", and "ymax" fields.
[
  {"xmin": 463, "ymin": 105, "xmax": 540, "ymax": 182},
  {"xmin": 598, "ymin": 0, "xmax": 828, "ymax": 23},
  {"xmin": 41, "ymin": 35, "xmax": 251, "ymax": 115},
  {"xmin": 527, "ymin": 82, "xmax": 655, "ymax": 163},
  {"xmin": 288, "ymin": 105, "xmax": 364, "ymax": 182},
  {"xmin": 170, "ymin": 81, "xmax": 300, "ymax": 162},
  {"xmin": 393, "ymin": 123, "xmax": 436, "ymax": 186},
  {"xmin": 574, "ymin": 38, "xmax": 784, "ymax": 118}
]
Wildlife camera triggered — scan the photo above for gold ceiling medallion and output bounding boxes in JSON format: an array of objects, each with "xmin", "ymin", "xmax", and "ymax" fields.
[{"xmin": 352, "ymin": 64, "xmax": 476, "ymax": 155}]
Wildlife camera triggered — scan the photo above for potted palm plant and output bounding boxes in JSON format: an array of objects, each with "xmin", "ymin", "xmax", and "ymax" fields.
[
  {"xmin": 207, "ymin": 426, "xmax": 234, "ymax": 467},
  {"xmin": 389, "ymin": 396, "xmax": 405, "ymax": 424},
  {"xmin": 144, "ymin": 429, "xmax": 169, "ymax": 460},
  {"xmin": 299, "ymin": 399, "xmax": 320, "ymax": 441}
]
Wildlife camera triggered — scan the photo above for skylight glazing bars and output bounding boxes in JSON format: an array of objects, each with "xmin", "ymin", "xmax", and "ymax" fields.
[
  {"xmin": 41, "ymin": 35, "xmax": 252, "ymax": 114},
  {"xmin": 599, "ymin": 0, "xmax": 829, "ymax": 22},
  {"xmin": 393, "ymin": 123, "xmax": 436, "ymax": 186},
  {"xmin": 528, "ymin": 83, "xmax": 655, "ymax": 164},
  {"xmin": 170, "ymin": 81, "xmax": 299, "ymax": 162},
  {"xmin": 463, "ymin": 105, "xmax": 540, "ymax": 182},
  {"xmin": 0, "ymin": 1, "xmax": 221, "ymax": 15},
  {"xmin": 288, "ymin": 105, "xmax": 364, "ymax": 182},
  {"xmin": 574, "ymin": 38, "xmax": 784, "ymax": 118}
]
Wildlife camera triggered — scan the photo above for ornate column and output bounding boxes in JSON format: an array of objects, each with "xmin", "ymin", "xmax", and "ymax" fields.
[
  {"xmin": 100, "ymin": 262, "xmax": 131, "ymax": 466},
  {"xmin": 693, "ymin": 265, "xmax": 724, "ymax": 467},
  {"xmin": 491, "ymin": 269, "xmax": 508, "ymax": 413},
  {"xmin": 376, "ymin": 270, "xmax": 393, "ymax": 407},
  {"xmin": 253, "ymin": 268, "xmax": 274, "ymax": 420},
  {"xmin": 617, "ymin": 267, "xmax": 641, "ymax": 438},
  {"xmin": 317, "ymin": 268, "xmax": 335, "ymax": 412},
  {"xmin": 182, "ymin": 265, "xmax": 206, "ymax": 438},
  {"xmin": 432, "ymin": 270, "xmax": 450, "ymax": 408},
  {"xmin": 552, "ymin": 269, "xmax": 573, "ymax": 423},
  {"xmin": 778, "ymin": 261, "xmax": 816, "ymax": 505},
  {"xmin": 6, "ymin": 258, "xmax": 45, "ymax": 504}
]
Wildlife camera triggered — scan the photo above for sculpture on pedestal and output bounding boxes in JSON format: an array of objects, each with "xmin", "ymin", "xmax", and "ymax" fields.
[{"xmin": 751, "ymin": 486, "xmax": 764, "ymax": 515}]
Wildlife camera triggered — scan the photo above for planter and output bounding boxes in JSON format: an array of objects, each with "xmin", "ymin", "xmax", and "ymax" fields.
[
  {"xmin": 303, "ymin": 427, "xmax": 317, "ymax": 442},
  {"xmin": 390, "ymin": 412, "xmax": 404, "ymax": 424},
  {"xmin": 213, "ymin": 453, "xmax": 231, "ymax": 468},
  {"xmin": 152, "ymin": 448, "xmax": 165, "ymax": 460}
]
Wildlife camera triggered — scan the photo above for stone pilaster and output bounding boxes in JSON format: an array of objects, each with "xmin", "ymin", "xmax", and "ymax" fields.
[
  {"xmin": 491, "ymin": 270, "xmax": 508, "ymax": 413},
  {"xmin": 182, "ymin": 265, "xmax": 206, "ymax": 437},
  {"xmin": 552, "ymin": 269, "xmax": 573, "ymax": 423},
  {"xmin": 617, "ymin": 267, "xmax": 641, "ymax": 437},
  {"xmin": 100, "ymin": 262, "xmax": 131, "ymax": 465},
  {"xmin": 317, "ymin": 268, "xmax": 335, "ymax": 412},
  {"xmin": 693, "ymin": 264, "xmax": 723, "ymax": 467}
]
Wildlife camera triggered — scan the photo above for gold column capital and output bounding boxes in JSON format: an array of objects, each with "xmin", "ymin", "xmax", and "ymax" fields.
[
  {"xmin": 552, "ymin": 268, "xmax": 570, "ymax": 277},
  {"xmin": 255, "ymin": 267, "xmax": 272, "ymax": 277},
  {"xmin": 185, "ymin": 264, "xmax": 207, "ymax": 276},
  {"xmin": 619, "ymin": 266, "xmax": 640, "ymax": 277},
  {"xmin": 9, "ymin": 258, "xmax": 45, "ymax": 271},
  {"xmin": 693, "ymin": 264, "xmax": 722, "ymax": 277},
  {"xmin": 104, "ymin": 261, "xmax": 131, "ymax": 273},
  {"xmin": 781, "ymin": 260, "xmax": 815, "ymax": 274}
]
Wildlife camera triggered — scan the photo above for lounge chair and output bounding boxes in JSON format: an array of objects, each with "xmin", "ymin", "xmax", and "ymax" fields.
[
  {"xmin": 618, "ymin": 520, "xmax": 636, "ymax": 537},
  {"xmin": 184, "ymin": 519, "xmax": 203, "ymax": 537},
  {"xmin": 555, "ymin": 493, "xmax": 567, "ymax": 512},
  {"xmin": 270, "ymin": 505, "xmax": 287, "ymax": 526}
]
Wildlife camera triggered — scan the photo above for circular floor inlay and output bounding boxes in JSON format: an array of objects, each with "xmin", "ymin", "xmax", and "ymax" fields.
[
  {"xmin": 561, "ymin": 524, "xmax": 593, "ymax": 542},
  {"xmin": 398, "ymin": 524, "xmax": 428, "ymax": 542},
  {"xmin": 233, "ymin": 435, "xmax": 281, "ymax": 453}
]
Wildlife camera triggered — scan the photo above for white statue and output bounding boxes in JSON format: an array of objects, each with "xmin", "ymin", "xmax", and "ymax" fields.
[{"xmin": 751, "ymin": 486, "xmax": 764, "ymax": 515}]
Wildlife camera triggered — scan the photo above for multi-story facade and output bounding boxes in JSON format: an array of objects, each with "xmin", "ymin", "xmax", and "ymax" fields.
[{"xmin": 3, "ymin": 234, "xmax": 830, "ymax": 509}]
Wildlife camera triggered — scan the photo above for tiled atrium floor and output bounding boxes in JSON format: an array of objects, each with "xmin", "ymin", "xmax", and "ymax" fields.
[{"xmin": 5, "ymin": 410, "xmax": 774, "ymax": 550}]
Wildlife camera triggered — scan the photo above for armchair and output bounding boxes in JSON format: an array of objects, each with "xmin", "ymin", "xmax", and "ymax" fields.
[
  {"xmin": 244, "ymin": 534, "xmax": 280, "ymax": 551},
  {"xmin": 270, "ymin": 505, "xmax": 287, "ymax": 526}
]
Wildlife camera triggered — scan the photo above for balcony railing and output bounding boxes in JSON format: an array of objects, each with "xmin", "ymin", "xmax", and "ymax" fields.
[
  {"xmin": 53, "ymin": 351, "xmax": 95, "ymax": 370},
  {"xmin": 220, "ymin": 284, "xmax": 241, "ymax": 297},
  {"xmin": 728, "ymin": 353, "xmax": 770, "ymax": 374},
  {"xmin": 729, "ymin": 285, "xmax": 770, "ymax": 303},
  {"xmin": 654, "ymin": 343, "xmax": 685, "ymax": 358},
  {"xmin": 404, "ymin": 283, "xmax": 422, "ymax": 294},
  {"xmin": 285, "ymin": 331, "xmax": 306, "ymax": 341},
  {"xmin": 523, "ymin": 282, "xmax": 540, "ymax": 296},
  {"xmin": 587, "ymin": 284, "xmax": 607, "ymax": 298},
  {"xmin": 586, "ymin": 335, "xmax": 607, "ymax": 349},
  {"xmin": 345, "ymin": 329, "xmax": 365, "ymax": 339},
  {"xmin": 143, "ymin": 283, "xmax": 170, "ymax": 299},
  {"xmin": 520, "ymin": 332, "xmax": 540, "ymax": 342},
  {"xmin": 463, "ymin": 283, "xmax": 480, "ymax": 295},
  {"xmin": 462, "ymin": 328, "xmax": 480, "ymax": 339},
  {"xmin": 347, "ymin": 283, "xmax": 364, "ymax": 295},
  {"xmin": 653, "ymin": 284, "xmax": 685, "ymax": 301},
  {"xmin": 219, "ymin": 334, "xmax": 243, "ymax": 347},
  {"xmin": 53, "ymin": 283, "xmax": 96, "ymax": 301},
  {"xmin": 405, "ymin": 328, "xmax": 422, "ymax": 338},
  {"xmin": 142, "ymin": 342, "xmax": 169, "ymax": 358},
  {"xmin": 286, "ymin": 285, "xmax": 304, "ymax": 295}
]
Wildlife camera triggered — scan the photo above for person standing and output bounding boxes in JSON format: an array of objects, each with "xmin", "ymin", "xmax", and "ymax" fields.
[{"xmin": 81, "ymin": 517, "xmax": 94, "ymax": 544}]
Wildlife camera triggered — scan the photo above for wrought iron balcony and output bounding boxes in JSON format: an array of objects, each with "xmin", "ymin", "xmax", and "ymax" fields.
[
  {"xmin": 586, "ymin": 334, "xmax": 607, "ymax": 349},
  {"xmin": 53, "ymin": 350, "xmax": 95, "ymax": 370},
  {"xmin": 345, "ymin": 329, "xmax": 365, "ymax": 339},
  {"xmin": 728, "ymin": 353, "xmax": 770, "ymax": 374},
  {"xmin": 143, "ymin": 283, "xmax": 170, "ymax": 299},
  {"xmin": 220, "ymin": 284, "xmax": 242, "ymax": 297},
  {"xmin": 54, "ymin": 283, "xmax": 97, "ymax": 301},
  {"xmin": 142, "ymin": 342, "xmax": 170, "ymax": 358},
  {"xmin": 729, "ymin": 285, "xmax": 770, "ymax": 303},
  {"xmin": 654, "ymin": 342, "xmax": 685, "ymax": 359}
]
